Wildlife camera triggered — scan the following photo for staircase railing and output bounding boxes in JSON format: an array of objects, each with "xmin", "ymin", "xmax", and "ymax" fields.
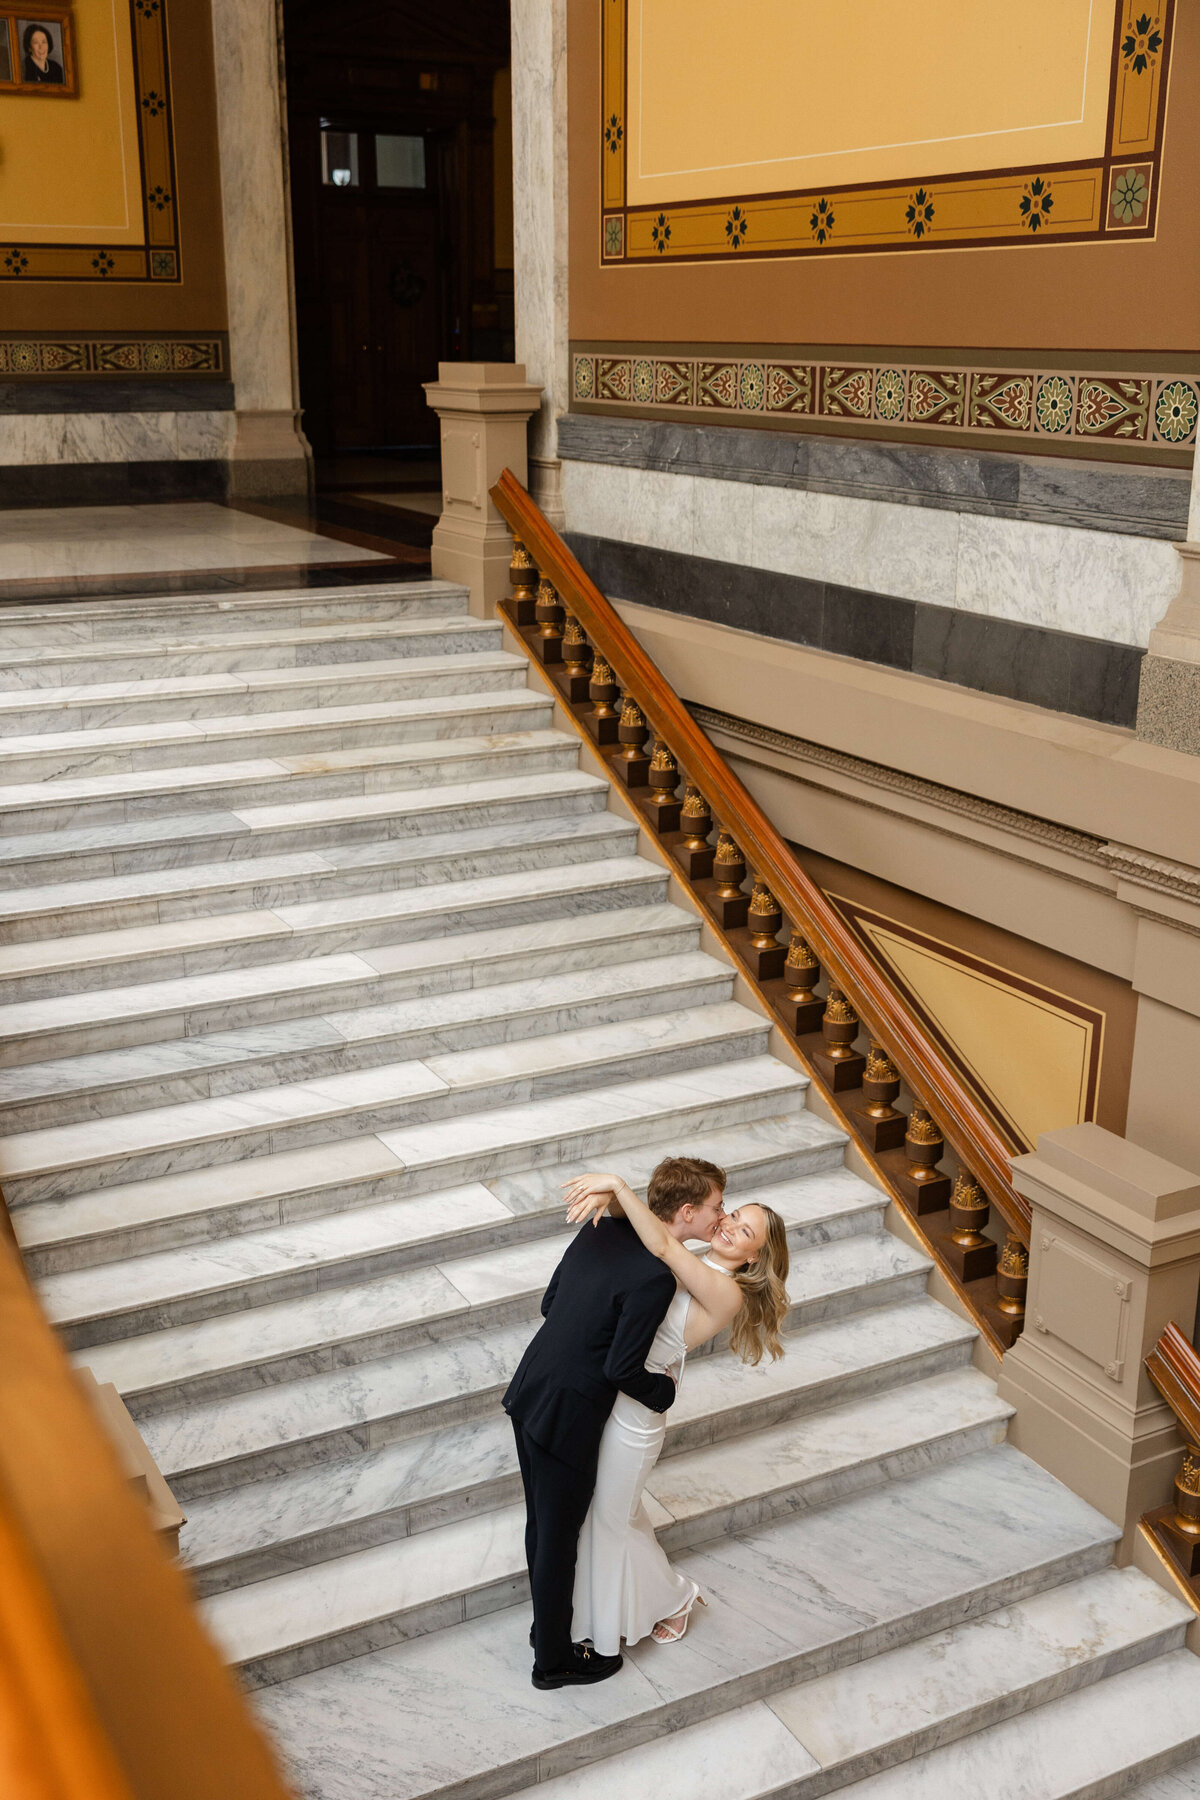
[
  {"xmin": 0, "ymin": 1216, "xmax": 295, "ymax": 1799},
  {"xmin": 1144, "ymin": 1321, "xmax": 1200, "ymax": 1604},
  {"xmin": 491, "ymin": 469, "xmax": 1030, "ymax": 1354}
]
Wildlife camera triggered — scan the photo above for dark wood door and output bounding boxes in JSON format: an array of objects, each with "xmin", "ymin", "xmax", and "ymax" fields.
[{"xmin": 318, "ymin": 188, "xmax": 442, "ymax": 449}]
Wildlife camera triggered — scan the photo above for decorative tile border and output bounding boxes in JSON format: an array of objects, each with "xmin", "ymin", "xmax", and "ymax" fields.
[
  {"xmin": 571, "ymin": 352, "xmax": 1199, "ymax": 450},
  {"xmin": 601, "ymin": 1, "xmax": 1173, "ymax": 263},
  {"xmin": 0, "ymin": 337, "xmax": 225, "ymax": 376},
  {"xmin": 1, "ymin": 0, "xmax": 180, "ymax": 282}
]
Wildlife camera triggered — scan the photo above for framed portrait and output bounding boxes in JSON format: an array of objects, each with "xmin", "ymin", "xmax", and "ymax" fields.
[{"xmin": 0, "ymin": 7, "xmax": 77, "ymax": 95}]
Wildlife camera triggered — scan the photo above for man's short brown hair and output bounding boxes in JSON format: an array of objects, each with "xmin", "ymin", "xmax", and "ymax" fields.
[{"xmin": 646, "ymin": 1156, "xmax": 726, "ymax": 1221}]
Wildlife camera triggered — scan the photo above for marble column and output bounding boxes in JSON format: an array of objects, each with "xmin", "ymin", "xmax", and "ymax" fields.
[
  {"xmin": 209, "ymin": 0, "xmax": 311, "ymax": 498},
  {"xmin": 997, "ymin": 1123, "xmax": 1200, "ymax": 1561},
  {"xmin": 511, "ymin": 0, "xmax": 570, "ymax": 527},
  {"xmin": 1136, "ymin": 444, "xmax": 1200, "ymax": 753}
]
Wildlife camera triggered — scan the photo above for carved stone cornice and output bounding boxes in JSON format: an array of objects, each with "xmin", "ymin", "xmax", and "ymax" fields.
[
  {"xmin": 1103, "ymin": 845, "xmax": 1200, "ymax": 905},
  {"xmin": 690, "ymin": 704, "xmax": 1109, "ymax": 867}
]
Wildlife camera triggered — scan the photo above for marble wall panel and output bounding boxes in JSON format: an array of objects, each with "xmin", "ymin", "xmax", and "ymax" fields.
[{"xmin": 0, "ymin": 412, "xmax": 238, "ymax": 468}]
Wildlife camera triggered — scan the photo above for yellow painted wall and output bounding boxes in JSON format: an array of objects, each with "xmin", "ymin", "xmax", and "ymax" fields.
[
  {"xmin": 628, "ymin": 0, "xmax": 1112, "ymax": 205},
  {"xmin": 0, "ymin": 0, "xmax": 142, "ymax": 242}
]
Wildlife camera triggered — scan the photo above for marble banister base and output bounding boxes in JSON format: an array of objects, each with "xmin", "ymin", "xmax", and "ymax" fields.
[
  {"xmin": 998, "ymin": 1123, "xmax": 1200, "ymax": 1562},
  {"xmin": 225, "ymin": 410, "xmax": 312, "ymax": 501},
  {"xmin": 1138, "ymin": 544, "xmax": 1200, "ymax": 756}
]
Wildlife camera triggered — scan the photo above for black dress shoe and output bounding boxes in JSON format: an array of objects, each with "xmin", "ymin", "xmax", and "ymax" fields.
[{"xmin": 532, "ymin": 1642, "xmax": 622, "ymax": 1690}]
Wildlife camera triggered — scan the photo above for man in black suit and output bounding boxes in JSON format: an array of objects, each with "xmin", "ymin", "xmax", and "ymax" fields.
[{"xmin": 504, "ymin": 1156, "xmax": 726, "ymax": 1689}]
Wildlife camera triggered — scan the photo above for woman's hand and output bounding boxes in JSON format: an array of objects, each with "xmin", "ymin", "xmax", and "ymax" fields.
[{"xmin": 563, "ymin": 1173, "xmax": 627, "ymax": 1228}]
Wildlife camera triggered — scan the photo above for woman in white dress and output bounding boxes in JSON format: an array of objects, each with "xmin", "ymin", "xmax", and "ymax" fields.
[{"xmin": 563, "ymin": 1170, "xmax": 791, "ymax": 1652}]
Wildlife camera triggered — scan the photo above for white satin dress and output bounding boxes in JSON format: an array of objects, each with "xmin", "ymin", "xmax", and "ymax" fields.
[{"xmin": 571, "ymin": 1281, "xmax": 701, "ymax": 1654}]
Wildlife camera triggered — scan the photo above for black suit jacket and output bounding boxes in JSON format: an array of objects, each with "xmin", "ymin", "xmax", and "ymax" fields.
[{"xmin": 504, "ymin": 1217, "xmax": 677, "ymax": 1472}]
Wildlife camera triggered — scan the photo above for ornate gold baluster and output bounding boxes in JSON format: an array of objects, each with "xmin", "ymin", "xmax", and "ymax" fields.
[
  {"xmin": 945, "ymin": 1169, "xmax": 997, "ymax": 1283},
  {"xmin": 709, "ymin": 831, "xmax": 749, "ymax": 928},
  {"xmin": 814, "ymin": 987, "xmax": 866, "ymax": 1091},
  {"xmin": 781, "ymin": 932, "xmax": 822, "ymax": 1036},
  {"xmin": 995, "ymin": 1232, "xmax": 1028, "ymax": 1334},
  {"xmin": 587, "ymin": 655, "xmax": 621, "ymax": 744},
  {"xmin": 614, "ymin": 698, "xmax": 651, "ymax": 787},
  {"xmin": 1160, "ymin": 1444, "xmax": 1200, "ymax": 1576},
  {"xmin": 677, "ymin": 785, "xmax": 715, "ymax": 879},
  {"xmin": 534, "ymin": 577, "xmax": 565, "ymax": 664},
  {"xmin": 850, "ymin": 1042, "xmax": 905, "ymax": 1150},
  {"xmin": 509, "ymin": 539, "xmax": 538, "ymax": 626},
  {"xmin": 561, "ymin": 616, "xmax": 592, "ymax": 703},
  {"xmin": 745, "ymin": 881, "xmax": 786, "ymax": 980},
  {"xmin": 647, "ymin": 741, "xmax": 682, "ymax": 833},
  {"xmin": 898, "ymin": 1102, "xmax": 951, "ymax": 1212}
]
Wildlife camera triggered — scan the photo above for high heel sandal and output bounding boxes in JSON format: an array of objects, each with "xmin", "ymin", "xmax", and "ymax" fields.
[{"xmin": 652, "ymin": 1586, "xmax": 706, "ymax": 1643}]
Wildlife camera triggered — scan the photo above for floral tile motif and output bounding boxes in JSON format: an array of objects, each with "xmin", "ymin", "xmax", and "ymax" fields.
[
  {"xmin": 571, "ymin": 352, "xmax": 1198, "ymax": 453},
  {"xmin": 603, "ymin": 215, "xmax": 625, "ymax": 258},
  {"xmin": 0, "ymin": 337, "xmax": 222, "ymax": 376},
  {"xmin": 1108, "ymin": 162, "xmax": 1153, "ymax": 229}
]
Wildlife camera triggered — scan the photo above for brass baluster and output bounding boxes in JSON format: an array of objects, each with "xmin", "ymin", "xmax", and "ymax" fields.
[
  {"xmin": 850, "ymin": 1042, "xmax": 905, "ymax": 1150},
  {"xmin": 745, "ymin": 881, "xmax": 786, "ymax": 980},
  {"xmin": 647, "ymin": 740, "xmax": 682, "ymax": 833},
  {"xmin": 509, "ymin": 539, "xmax": 538, "ymax": 626},
  {"xmin": 898, "ymin": 1102, "xmax": 951, "ymax": 1213},
  {"xmin": 614, "ymin": 698, "xmax": 651, "ymax": 787},
  {"xmin": 1160, "ymin": 1444, "xmax": 1200, "ymax": 1576},
  {"xmin": 587, "ymin": 656, "xmax": 621, "ymax": 744},
  {"xmin": 814, "ymin": 987, "xmax": 866, "ymax": 1092},
  {"xmin": 995, "ymin": 1232, "xmax": 1028, "ymax": 1333},
  {"xmin": 677, "ymin": 784, "xmax": 715, "ymax": 879},
  {"xmin": 709, "ymin": 831, "xmax": 749, "ymax": 928},
  {"xmin": 781, "ymin": 932, "xmax": 822, "ymax": 1036},
  {"xmin": 561, "ymin": 615, "xmax": 592, "ymax": 703},
  {"xmin": 534, "ymin": 577, "xmax": 565, "ymax": 664},
  {"xmin": 945, "ymin": 1169, "xmax": 997, "ymax": 1283}
]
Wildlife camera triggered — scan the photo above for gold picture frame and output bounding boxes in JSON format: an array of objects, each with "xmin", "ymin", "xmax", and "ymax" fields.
[{"xmin": 0, "ymin": 7, "xmax": 77, "ymax": 96}]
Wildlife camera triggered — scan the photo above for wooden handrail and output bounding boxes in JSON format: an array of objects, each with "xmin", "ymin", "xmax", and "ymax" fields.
[
  {"xmin": 491, "ymin": 468, "xmax": 1030, "ymax": 1245},
  {"xmin": 1147, "ymin": 1321, "xmax": 1200, "ymax": 1443},
  {"xmin": 1142, "ymin": 1321, "xmax": 1200, "ymax": 1605},
  {"xmin": 0, "ymin": 1230, "xmax": 295, "ymax": 1799}
]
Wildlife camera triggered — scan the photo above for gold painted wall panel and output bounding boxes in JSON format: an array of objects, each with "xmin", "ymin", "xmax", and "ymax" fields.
[
  {"xmin": 628, "ymin": 0, "xmax": 1109, "ymax": 204},
  {"xmin": 0, "ymin": 0, "xmax": 142, "ymax": 243}
]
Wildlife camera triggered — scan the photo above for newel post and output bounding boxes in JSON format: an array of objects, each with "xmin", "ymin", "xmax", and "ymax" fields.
[
  {"xmin": 423, "ymin": 362, "xmax": 542, "ymax": 618},
  {"xmin": 996, "ymin": 1123, "xmax": 1200, "ymax": 1562}
]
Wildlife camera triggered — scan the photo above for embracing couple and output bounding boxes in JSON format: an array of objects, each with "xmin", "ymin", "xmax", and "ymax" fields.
[{"xmin": 503, "ymin": 1156, "xmax": 790, "ymax": 1690}]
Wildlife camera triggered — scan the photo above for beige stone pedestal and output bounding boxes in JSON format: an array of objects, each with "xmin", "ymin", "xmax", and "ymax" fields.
[
  {"xmin": 998, "ymin": 1124, "xmax": 1200, "ymax": 1562},
  {"xmin": 424, "ymin": 363, "xmax": 542, "ymax": 617}
]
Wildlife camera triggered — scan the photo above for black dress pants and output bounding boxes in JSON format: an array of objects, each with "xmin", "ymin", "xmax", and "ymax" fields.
[{"xmin": 512, "ymin": 1417, "xmax": 597, "ymax": 1671}]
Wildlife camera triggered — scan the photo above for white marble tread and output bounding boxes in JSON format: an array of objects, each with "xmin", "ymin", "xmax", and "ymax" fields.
[
  {"xmin": 200, "ymin": 1367, "xmax": 1009, "ymax": 1674},
  {"xmin": 0, "ymin": 855, "xmax": 668, "ymax": 997},
  {"xmin": 178, "ymin": 1299, "xmax": 978, "ymax": 1580},
  {"xmin": 72, "ymin": 1182, "xmax": 893, "ymax": 1408},
  {"xmin": 0, "ymin": 688, "xmax": 546, "ymax": 783},
  {"xmin": 0, "ymin": 578, "xmax": 469, "ymax": 640},
  {"xmin": 0, "ymin": 808, "xmax": 638, "ymax": 941},
  {"xmin": 0, "ymin": 900, "xmax": 698, "ymax": 1072},
  {"xmin": 0, "ymin": 615, "xmax": 502, "ymax": 686},
  {"xmin": 0, "ymin": 948, "xmax": 725, "ymax": 1129},
  {"xmin": 3, "ymin": 1002, "xmax": 768, "ymax": 1208},
  {"xmin": 1126, "ymin": 1760, "xmax": 1200, "ymax": 1799},
  {"xmin": 498, "ymin": 1570, "xmax": 1190, "ymax": 1800}
]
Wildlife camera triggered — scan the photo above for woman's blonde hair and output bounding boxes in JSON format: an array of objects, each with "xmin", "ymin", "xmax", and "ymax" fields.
[{"xmin": 728, "ymin": 1205, "xmax": 790, "ymax": 1365}]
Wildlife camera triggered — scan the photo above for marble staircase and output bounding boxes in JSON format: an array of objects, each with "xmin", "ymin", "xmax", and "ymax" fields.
[{"xmin": 1, "ymin": 579, "xmax": 1198, "ymax": 1799}]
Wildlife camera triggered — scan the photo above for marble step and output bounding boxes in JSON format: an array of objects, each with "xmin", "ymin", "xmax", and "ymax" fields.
[
  {"xmin": 0, "ymin": 900, "xmax": 698, "ymax": 1071},
  {"xmin": 80, "ymin": 1211, "xmax": 919, "ymax": 1425},
  {"xmin": 0, "ymin": 615, "xmax": 501, "ymax": 688},
  {"xmin": 0, "ymin": 580, "xmax": 470, "ymax": 645},
  {"xmin": 0, "ymin": 728, "xmax": 579, "ymax": 837},
  {"xmin": 203, "ymin": 1366, "xmax": 1011, "ymax": 1686},
  {"xmin": 0, "ymin": 948, "xmax": 724, "ymax": 1137},
  {"xmin": 0, "ymin": 810, "xmax": 638, "ymax": 949},
  {"xmin": 19, "ymin": 1099, "xmax": 821, "ymax": 1276},
  {"xmin": 0, "ymin": 687, "xmax": 551, "ymax": 785},
  {"xmin": 248, "ymin": 1446, "xmax": 1120, "ymax": 1799},
  {"xmin": 144, "ymin": 1169, "xmax": 892, "ymax": 1499},
  {"xmin": 45, "ymin": 1139, "xmax": 853, "ymax": 1355},
  {"xmin": 180, "ymin": 1297, "xmax": 976, "ymax": 1586},
  {"xmin": 12, "ymin": 1000, "xmax": 771, "ymax": 1229},
  {"xmin": 0, "ymin": 855, "xmax": 667, "ymax": 1008},
  {"xmin": 0, "ymin": 768, "xmax": 609, "ymax": 891},
  {"xmin": 1126, "ymin": 1759, "xmax": 1200, "ymax": 1799},
  {"xmin": 0, "ymin": 647, "xmax": 527, "ymax": 737},
  {"xmin": 498, "ymin": 1569, "xmax": 1193, "ymax": 1800}
]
